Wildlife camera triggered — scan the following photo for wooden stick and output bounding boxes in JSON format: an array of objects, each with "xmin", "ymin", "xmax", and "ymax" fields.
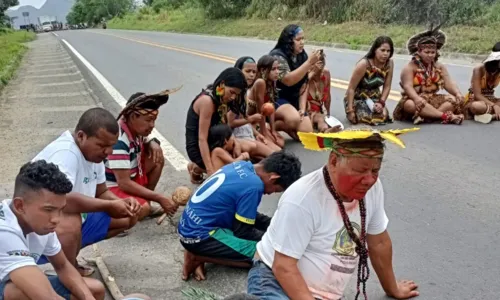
[
  {"xmin": 92, "ymin": 244, "xmax": 124, "ymax": 300},
  {"xmin": 156, "ymin": 213, "xmax": 168, "ymax": 225}
]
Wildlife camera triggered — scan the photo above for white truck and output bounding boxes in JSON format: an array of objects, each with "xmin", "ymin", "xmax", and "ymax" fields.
[{"xmin": 38, "ymin": 16, "xmax": 55, "ymax": 32}]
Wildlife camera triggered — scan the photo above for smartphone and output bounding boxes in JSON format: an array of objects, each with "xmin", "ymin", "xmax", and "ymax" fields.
[{"xmin": 366, "ymin": 98, "xmax": 375, "ymax": 112}]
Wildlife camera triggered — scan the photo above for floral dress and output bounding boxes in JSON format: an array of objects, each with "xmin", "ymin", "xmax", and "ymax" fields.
[
  {"xmin": 344, "ymin": 59, "xmax": 392, "ymax": 125},
  {"xmin": 393, "ymin": 55, "xmax": 461, "ymax": 122}
]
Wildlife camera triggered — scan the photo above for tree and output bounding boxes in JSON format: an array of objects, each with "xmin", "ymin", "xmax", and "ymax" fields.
[
  {"xmin": 0, "ymin": 0, "xmax": 19, "ymax": 27},
  {"xmin": 66, "ymin": 0, "xmax": 134, "ymax": 25}
]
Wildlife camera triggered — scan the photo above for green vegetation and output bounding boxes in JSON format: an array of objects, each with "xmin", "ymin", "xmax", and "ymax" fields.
[
  {"xmin": 66, "ymin": 0, "xmax": 500, "ymax": 54},
  {"xmin": 0, "ymin": 30, "xmax": 36, "ymax": 89},
  {"xmin": 1, "ymin": 0, "xmax": 19, "ymax": 27},
  {"xmin": 66, "ymin": 0, "xmax": 135, "ymax": 26}
]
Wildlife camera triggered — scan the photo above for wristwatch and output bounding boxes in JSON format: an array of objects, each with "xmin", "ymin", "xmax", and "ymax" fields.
[{"xmin": 148, "ymin": 137, "xmax": 161, "ymax": 146}]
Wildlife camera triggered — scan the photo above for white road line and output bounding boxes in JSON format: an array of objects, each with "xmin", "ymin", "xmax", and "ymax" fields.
[
  {"xmin": 52, "ymin": 32, "xmax": 59, "ymax": 37},
  {"xmin": 61, "ymin": 39, "xmax": 189, "ymax": 171}
]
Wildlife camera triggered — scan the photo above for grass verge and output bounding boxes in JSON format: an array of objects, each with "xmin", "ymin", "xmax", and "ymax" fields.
[
  {"xmin": 0, "ymin": 30, "xmax": 36, "ymax": 90},
  {"xmin": 109, "ymin": 7, "xmax": 498, "ymax": 55}
]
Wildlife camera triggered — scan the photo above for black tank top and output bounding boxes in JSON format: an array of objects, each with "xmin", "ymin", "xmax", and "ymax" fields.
[
  {"xmin": 269, "ymin": 48, "xmax": 308, "ymax": 109},
  {"xmin": 185, "ymin": 88, "xmax": 223, "ymax": 148}
]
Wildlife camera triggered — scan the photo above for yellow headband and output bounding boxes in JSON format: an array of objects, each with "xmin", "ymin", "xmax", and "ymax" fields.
[{"xmin": 297, "ymin": 127, "xmax": 420, "ymax": 157}]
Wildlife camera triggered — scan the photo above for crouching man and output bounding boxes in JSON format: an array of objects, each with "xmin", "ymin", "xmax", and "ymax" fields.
[
  {"xmin": 34, "ymin": 108, "xmax": 141, "ymax": 277},
  {"xmin": 178, "ymin": 151, "xmax": 302, "ymax": 281},
  {"xmin": 0, "ymin": 160, "xmax": 105, "ymax": 300}
]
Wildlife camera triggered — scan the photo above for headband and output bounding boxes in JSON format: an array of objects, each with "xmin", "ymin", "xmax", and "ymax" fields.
[{"xmin": 298, "ymin": 127, "xmax": 420, "ymax": 158}]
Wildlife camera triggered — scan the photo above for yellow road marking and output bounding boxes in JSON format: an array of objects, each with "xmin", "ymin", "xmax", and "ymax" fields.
[{"xmin": 92, "ymin": 31, "xmax": 402, "ymax": 101}]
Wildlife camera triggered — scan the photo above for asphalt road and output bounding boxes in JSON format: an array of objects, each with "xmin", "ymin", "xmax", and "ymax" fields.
[{"xmin": 54, "ymin": 29, "xmax": 499, "ymax": 300}]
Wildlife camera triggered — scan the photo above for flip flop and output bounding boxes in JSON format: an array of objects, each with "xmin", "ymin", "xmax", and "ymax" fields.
[
  {"xmin": 187, "ymin": 162, "xmax": 205, "ymax": 184},
  {"xmin": 77, "ymin": 264, "xmax": 95, "ymax": 277},
  {"xmin": 148, "ymin": 204, "xmax": 164, "ymax": 217},
  {"xmin": 474, "ymin": 113, "xmax": 493, "ymax": 124},
  {"xmin": 44, "ymin": 269, "xmax": 57, "ymax": 276},
  {"xmin": 117, "ymin": 230, "xmax": 130, "ymax": 237}
]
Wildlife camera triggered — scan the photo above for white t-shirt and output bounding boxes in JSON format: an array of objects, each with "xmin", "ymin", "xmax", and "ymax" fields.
[
  {"xmin": 256, "ymin": 167, "xmax": 389, "ymax": 300},
  {"xmin": 0, "ymin": 199, "xmax": 62, "ymax": 283},
  {"xmin": 32, "ymin": 130, "xmax": 106, "ymax": 222}
]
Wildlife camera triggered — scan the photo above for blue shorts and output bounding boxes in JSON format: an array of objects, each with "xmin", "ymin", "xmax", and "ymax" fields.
[
  {"xmin": 274, "ymin": 98, "xmax": 307, "ymax": 116},
  {"xmin": 37, "ymin": 212, "xmax": 112, "ymax": 265},
  {"xmin": 0, "ymin": 275, "xmax": 71, "ymax": 300}
]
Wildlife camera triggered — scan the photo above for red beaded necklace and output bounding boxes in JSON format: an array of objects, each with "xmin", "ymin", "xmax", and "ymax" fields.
[{"xmin": 322, "ymin": 166, "xmax": 370, "ymax": 300}]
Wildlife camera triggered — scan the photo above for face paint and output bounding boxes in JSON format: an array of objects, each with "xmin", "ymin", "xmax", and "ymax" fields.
[{"xmin": 336, "ymin": 172, "xmax": 378, "ymax": 201}]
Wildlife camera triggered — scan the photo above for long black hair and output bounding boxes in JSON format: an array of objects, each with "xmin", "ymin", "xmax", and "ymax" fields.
[
  {"xmin": 365, "ymin": 36, "xmax": 394, "ymax": 60},
  {"xmin": 208, "ymin": 124, "xmax": 233, "ymax": 151},
  {"xmin": 206, "ymin": 67, "xmax": 247, "ymax": 115},
  {"xmin": 234, "ymin": 56, "xmax": 256, "ymax": 71},
  {"xmin": 272, "ymin": 24, "xmax": 308, "ymax": 66},
  {"xmin": 257, "ymin": 55, "xmax": 279, "ymax": 103},
  {"xmin": 485, "ymin": 42, "xmax": 500, "ymax": 74},
  {"xmin": 233, "ymin": 56, "xmax": 256, "ymax": 115}
]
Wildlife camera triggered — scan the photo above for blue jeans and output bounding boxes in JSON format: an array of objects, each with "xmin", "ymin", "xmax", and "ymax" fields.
[
  {"xmin": 0, "ymin": 275, "xmax": 71, "ymax": 300},
  {"xmin": 247, "ymin": 259, "xmax": 290, "ymax": 300},
  {"xmin": 247, "ymin": 260, "xmax": 340, "ymax": 300}
]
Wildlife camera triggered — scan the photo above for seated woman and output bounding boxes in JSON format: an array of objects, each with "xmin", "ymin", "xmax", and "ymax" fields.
[
  {"xmin": 462, "ymin": 42, "xmax": 500, "ymax": 123},
  {"xmin": 269, "ymin": 24, "xmax": 322, "ymax": 140},
  {"xmin": 344, "ymin": 36, "xmax": 395, "ymax": 126},
  {"xmin": 209, "ymin": 124, "xmax": 250, "ymax": 171},
  {"xmin": 185, "ymin": 67, "xmax": 247, "ymax": 183},
  {"xmin": 248, "ymin": 55, "xmax": 285, "ymax": 148},
  {"xmin": 306, "ymin": 51, "xmax": 333, "ymax": 132},
  {"xmin": 393, "ymin": 26, "xmax": 465, "ymax": 125},
  {"xmin": 105, "ymin": 90, "xmax": 181, "ymax": 221},
  {"xmin": 228, "ymin": 56, "xmax": 281, "ymax": 159}
]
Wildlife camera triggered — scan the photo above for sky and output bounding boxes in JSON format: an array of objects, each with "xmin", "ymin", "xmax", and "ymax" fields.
[{"xmin": 9, "ymin": 0, "xmax": 46, "ymax": 10}]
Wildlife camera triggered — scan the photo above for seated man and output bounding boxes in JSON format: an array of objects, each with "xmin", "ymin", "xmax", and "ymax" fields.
[
  {"xmin": 178, "ymin": 151, "xmax": 302, "ymax": 281},
  {"xmin": 0, "ymin": 160, "xmax": 105, "ymax": 300},
  {"xmin": 247, "ymin": 128, "xmax": 420, "ymax": 300},
  {"xmin": 105, "ymin": 91, "xmax": 180, "ymax": 220},
  {"xmin": 34, "ymin": 107, "xmax": 142, "ymax": 277}
]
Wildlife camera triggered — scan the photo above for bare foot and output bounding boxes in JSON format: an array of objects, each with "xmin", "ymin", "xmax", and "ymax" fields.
[
  {"xmin": 182, "ymin": 251, "xmax": 203, "ymax": 281},
  {"xmin": 193, "ymin": 263, "xmax": 206, "ymax": 281}
]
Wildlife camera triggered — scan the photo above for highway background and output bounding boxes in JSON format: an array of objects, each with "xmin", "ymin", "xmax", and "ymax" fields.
[{"xmin": 54, "ymin": 29, "xmax": 500, "ymax": 299}]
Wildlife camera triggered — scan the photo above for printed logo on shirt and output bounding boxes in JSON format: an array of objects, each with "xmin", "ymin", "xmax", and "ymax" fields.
[
  {"xmin": 0, "ymin": 203, "xmax": 4, "ymax": 220},
  {"xmin": 7, "ymin": 250, "xmax": 40, "ymax": 261},
  {"xmin": 83, "ymin": 177, "xmax": 90, "ymax": 184},
  {"xmin": 330, "ymin": 222, "xmax": 361, "ymax": 274},
  {"xmin": 190, "ymin": 169, "xmax": 225, "ymax": 204}
]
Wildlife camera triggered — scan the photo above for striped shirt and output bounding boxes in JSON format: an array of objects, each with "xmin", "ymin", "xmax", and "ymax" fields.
[{"xmin": 104, "ymin": 121, "xmax": 146, "ymax": 187}]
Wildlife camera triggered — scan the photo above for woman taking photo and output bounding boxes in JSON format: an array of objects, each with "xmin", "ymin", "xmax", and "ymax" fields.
[
  {"xmin": 185, "ymin": 67, "xmax": 247, "ymax": 183},
  {"xmin": 344, "ymin": 36, "xmax": 395, "ymax": 125},
  {"xmin": 269, "ymin": 24, "xmax": 321, "ymax": 140}
]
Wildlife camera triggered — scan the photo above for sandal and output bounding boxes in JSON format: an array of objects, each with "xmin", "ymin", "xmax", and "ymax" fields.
[
  {"xmin": 77, "ymin": 264, "xmax": 95, "ymax": 277},
  {"xmin": 187, "ymin": 162, "xmax": 205, "ymax": 184},
  {"xmin": 441, "ymin": 111, "xmax": 464, "ymax": 125},
  {"xmin": 148, "ymin": 203, "xmax": 164, "ymax": 217}
]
